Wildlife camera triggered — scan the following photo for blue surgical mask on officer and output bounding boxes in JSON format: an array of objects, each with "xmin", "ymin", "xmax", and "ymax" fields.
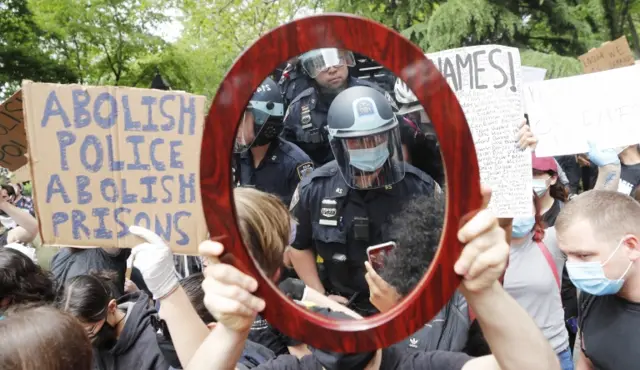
[
  {"xmin": 532, "ymin": 178, "xmax": 549, "ymax": 197},
  {"xmin": 566, "ymin": 238, "xmax": 634, "ymax": 296},
  {"xmin": 348, "ymin": 142, "xmax": 389, "ymax": 172},
  {"xmin": 512, "ymin": 216, "xmax": 535, "ymax": 238}
]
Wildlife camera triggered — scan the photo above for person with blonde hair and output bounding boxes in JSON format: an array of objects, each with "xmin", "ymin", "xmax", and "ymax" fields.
[{"xmin": 128, "ymin": 187, "xmax": 298, "ymax": 367}]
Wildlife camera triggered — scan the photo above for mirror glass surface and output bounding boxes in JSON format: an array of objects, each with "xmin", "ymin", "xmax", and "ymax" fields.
[{"xmin": 229, "ymin": 48, "xmax": 446, "ymax": 330}]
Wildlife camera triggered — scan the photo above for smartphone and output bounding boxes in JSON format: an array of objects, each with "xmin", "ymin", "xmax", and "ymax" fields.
[{"xmin": 366, "ymin": 241, "xmax": 397, "ymax": 271}]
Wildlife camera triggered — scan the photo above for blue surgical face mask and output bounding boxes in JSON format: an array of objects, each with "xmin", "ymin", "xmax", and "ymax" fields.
[
  {"xmin": 532, "ymin": 178, "xmax": 549, "ymax": 197},
  {"xmin": 348, "ymin": 143, "xmax": 390, "ymax": 172},
  {"xmin": 512, "ymin": 216, "xmax": 535, "ymax": 238},
  {"xmin": 566, "ymin": 239, "xmax": 634, "ymax": 296}
]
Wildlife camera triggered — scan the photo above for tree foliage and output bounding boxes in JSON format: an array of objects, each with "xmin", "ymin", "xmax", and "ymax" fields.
[
  {"xmin": 0, "ymin": 0, "xmax": 77, "ymax": 99},
  {"xmin": 328, "ymin": 0, "xmax": 640, "ymax": 79},
  {"xmin": 176, "ymin": 0, "xmax": 323, "ymax": 97},
  {"xmin": 27, "ymin": 0, "xmax": 181, "ymax": 86}
]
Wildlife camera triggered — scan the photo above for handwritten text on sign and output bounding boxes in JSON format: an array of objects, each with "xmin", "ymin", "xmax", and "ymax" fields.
[
  {"xmin": 427, "ymin": 45, "xmax": 531, "ymax": 217},
  {"xmin": 0, "ymin": 91, "xmax": 29, "ymax": 171},
  {"xmin": 24, "ymin": 82, "xmax": 207, "ymax": 253},
  {"xmin": 524, "ymin": 65, "xmax": 640, "ymax": 157},
  {"xmin": 579, "ymin": 36, "xmax": 635, "ymax": 74}
]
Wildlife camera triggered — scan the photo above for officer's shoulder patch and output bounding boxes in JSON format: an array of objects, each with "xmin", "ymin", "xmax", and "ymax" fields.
[{"xmin": 296, "ymin": 161, "xmax": 314, "ymax": 180}]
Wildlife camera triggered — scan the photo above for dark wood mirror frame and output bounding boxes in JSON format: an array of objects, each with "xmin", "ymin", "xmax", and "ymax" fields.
[{"xmin": 200, "ymin": 13, "xmax": 482, "ymax": 353}]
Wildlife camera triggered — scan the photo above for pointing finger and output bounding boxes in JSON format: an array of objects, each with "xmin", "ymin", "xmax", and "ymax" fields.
[{"xmin": 129, "ymin": 225, "xmax": 165, "ymax": 246}]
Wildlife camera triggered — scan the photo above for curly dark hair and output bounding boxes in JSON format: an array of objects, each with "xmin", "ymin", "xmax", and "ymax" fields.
[
  {"xmin": 0, "ymin": 248, "xmax": 56, "ymax": 308},
  {"xmin": 380, "ymin": 193, "xmax": 445, "ymax": 296}
]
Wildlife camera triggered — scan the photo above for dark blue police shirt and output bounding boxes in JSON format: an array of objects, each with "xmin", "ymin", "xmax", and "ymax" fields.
[
  {"xmin": 281, "ymin": 77, "xmax": 391, "ymax": 166},
  {"xmin": 289, "ymin": 160, "xmax": 439, "ymax": 295},
  {"xmin": 237, "ymin": 138, "xmax": 313, "ymax": 207}
]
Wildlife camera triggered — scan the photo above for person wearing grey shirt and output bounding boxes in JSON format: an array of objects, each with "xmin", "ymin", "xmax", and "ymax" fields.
[{"xmin": 504, "ymin": 202, "xmax": 572, "ymax": 370}]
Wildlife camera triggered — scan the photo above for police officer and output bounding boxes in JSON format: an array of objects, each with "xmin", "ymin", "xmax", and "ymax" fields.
[
  {"xmin": 394, "ymin": 77, "xmax": 446, "ymax": 187},
  {"xmin": 278, "ymin": 57, "xmax": 314, "ymax": 112},
  {"xmin": 281, "ymin": 48, "xmax": 397, "ymax": 166},
  {"xmin": 233, "ymin": 77, "xmax": 314, "ymax": 207},
  {"xmin": 288, "ymin": 86, "xmax": 439, "ymax": 316}
]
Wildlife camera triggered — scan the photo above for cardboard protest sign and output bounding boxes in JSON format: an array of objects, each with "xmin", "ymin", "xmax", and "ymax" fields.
[
  {"xmin": 524, "ymin": 64, "xmax": 640, "ymax": 157},
  {"xmin": 522, "ymin": 66, "xmax": 547, "ymax": 84},
  {"xmin": 426, "ymin": 45, "xmax": 531, "ymax": 217},
  {"xmin": 579, "ymin": 36, "xmax": 635, "ymax": 74},
  {"xmin": 0, "ymin": 91, "xmax": 29, "ymax": 171},
  {"xmin": 23, "ymin": 82, "xmax": 208, "ymax": 254}
]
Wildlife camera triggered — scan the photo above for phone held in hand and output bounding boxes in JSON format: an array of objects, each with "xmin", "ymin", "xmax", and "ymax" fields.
[{"xmin": 366, "ymin": 241, "xmax": 397, "ymax": 272}]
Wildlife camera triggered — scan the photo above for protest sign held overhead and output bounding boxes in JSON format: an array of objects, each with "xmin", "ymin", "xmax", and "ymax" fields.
[
  {"xmin": 579, "ymin": 36, "xmax": 635, "ymax": 74},
  {"xmin": 23, "ymin": 82, "xmax": 208, "ymax": 254},
  {"xmin": 524, "ymin": 65, "xmax": 640, "ymax": 157},
  {"xmin": 427, "ymin": 45, "xmax": 531, "ymax": 217},
  {"xmin": 0, "ymin": 90, "xmax": 29, "ymax": 171}
]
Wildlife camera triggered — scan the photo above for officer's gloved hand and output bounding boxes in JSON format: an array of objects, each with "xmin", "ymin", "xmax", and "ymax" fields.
[
  {"xmin": 587, "ymin": 141, "xmax": 620, "ymax": 167},
  {"xmin": 278, "ymin": 277, "xmax": 307, "ymax": 301},
  {"xmin": 129, "ymin": 225, "xmax": 180, "ymax": 300}
]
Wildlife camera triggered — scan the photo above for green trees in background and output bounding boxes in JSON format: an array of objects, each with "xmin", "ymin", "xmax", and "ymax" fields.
[{"xmin": 0, "ymin": 0, "xmax": 638, "ymax": 99}]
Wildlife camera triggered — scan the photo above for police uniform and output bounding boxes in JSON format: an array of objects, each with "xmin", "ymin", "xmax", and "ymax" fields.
[
  {"xmin": 278, "ymin": 64, "xmax": 314, "ymax": 111},
  {"xmin": 281, "ymin": 77, "xmax": 395, "ymax": 166},
  {"xmin": 290, "ymin": 160, "xmax": 438, "ymax": 315},
  {"xmin": 235, "ymin": 137, "xmax": 313, "ymax": 207}
]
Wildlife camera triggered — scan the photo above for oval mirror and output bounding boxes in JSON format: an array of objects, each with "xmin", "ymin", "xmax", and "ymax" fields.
[{"xmin": 200, "ymin": 13, "xmax": 482, "ymax": 353}]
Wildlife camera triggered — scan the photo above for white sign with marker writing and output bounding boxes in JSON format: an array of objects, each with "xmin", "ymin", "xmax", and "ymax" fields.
[
  {"xmin": 524, "ymin": 64, "xmax": 640, "ymax": 157},
  {"xmin": 427, "ymin": 45, "xmax": 532, "ymax": 217}
]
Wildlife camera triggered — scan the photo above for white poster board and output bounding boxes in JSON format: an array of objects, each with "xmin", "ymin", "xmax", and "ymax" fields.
[
  {"xmin": 522, "ymin": 66, "xmax": 547, "ymax": 84},
  {"xmin": 524, "ymin": 65, "xmax": 640, "ymax": 157},
  {"xmin": 427, "ymin": 45, "xmax": 532, "ymax": 217}
]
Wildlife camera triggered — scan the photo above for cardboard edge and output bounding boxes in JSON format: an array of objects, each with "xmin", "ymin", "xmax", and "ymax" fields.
[{"xmin": 20, "ymin": 80, "xmax": 49, "ymax": 247}]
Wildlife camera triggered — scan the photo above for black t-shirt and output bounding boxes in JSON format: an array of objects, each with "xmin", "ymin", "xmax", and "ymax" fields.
[
  {"xmin": 618, "ymin": 163, "xmax": 640, "ymax": 196},
  {"xmin": 580, "ymin": 293, "xmax": 640, "ymax": 370},
  {"xmin": 50, "ymin": 247, "xmax": 130, "ymax": 297},
  {"xmin": 251, "ymin": 348, "xmax": 472, "ymax": 370},
  {"xmin": 542, "ymin": 199, "xmax": 563, "ymax": 228}
]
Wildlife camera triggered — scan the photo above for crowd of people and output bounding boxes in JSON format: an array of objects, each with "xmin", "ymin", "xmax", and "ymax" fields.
[{"xmin": 1, "ymin": 47, "xmax": 639, "ymax": 370}]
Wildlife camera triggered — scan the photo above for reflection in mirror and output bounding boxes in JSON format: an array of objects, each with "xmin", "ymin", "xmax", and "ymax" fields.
[{"xmin": 230, "ymin": 47, "xmax": 447, "ymax": 354}]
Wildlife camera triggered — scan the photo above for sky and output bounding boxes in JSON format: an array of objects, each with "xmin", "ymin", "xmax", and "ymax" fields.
[{"xmin": 153, "ymin": 7, "xmax": 184, "ymax": 43}]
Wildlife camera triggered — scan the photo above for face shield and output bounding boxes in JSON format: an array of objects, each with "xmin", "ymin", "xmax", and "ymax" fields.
[
  {"xmin": 329, "ymin": 123, "xmax": 405, "ymax": 190},
  {"xmin": 234, "ymin": 100, "xmax": 284, "ymax": 153},
  {"xmin": 301, "ymin": 49, "xmax": 356, "ymax": 79}
]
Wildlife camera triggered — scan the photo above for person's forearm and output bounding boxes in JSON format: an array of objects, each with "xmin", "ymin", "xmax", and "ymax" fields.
[
  {"xmin": 187, "ymin": 325, "xmax": 249, "ymax": 370},
  {"xmin": 159, "ymin": 286, "xmax": 211, "ymax": 367},
  {"xmin": 290, "ymin": 249, "xmax": 324, "ymax": 292},
  {"xmin": 461, "ymin": 283, "xmax": 560, "ymax": 370},
  {"xmin": 0, "ymin": 202, "xmax": 37, "ymax": 236},
  {"xmin": 302, "ymin": 287, "xmax": 362, "ymax": 318},
  {"xmin": 575, "ymin": 349, "xmax": 594, "ymax": 370},
  {"xmin": 594, "ymin": 163, "xmax": 620, "ymax": 191}
]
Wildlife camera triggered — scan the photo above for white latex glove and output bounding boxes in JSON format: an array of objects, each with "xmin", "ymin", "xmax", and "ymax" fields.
[{"xmin": 129, "ymin": 226, "xmax": 179, "ymax": 300}]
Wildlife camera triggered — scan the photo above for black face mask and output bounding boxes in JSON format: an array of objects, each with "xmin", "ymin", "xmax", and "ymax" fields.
[
  {"xmin": 253, "ymin": 121, "xmax": 283, "ymax": 147},
  {"xmin": 92, "ymin": 321, "xmax": 118, "ymax": 350}
]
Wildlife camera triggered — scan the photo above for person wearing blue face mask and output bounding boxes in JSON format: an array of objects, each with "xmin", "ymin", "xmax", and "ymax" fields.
[
  {"xmin": 555, "ymin": 190, "xmax": 640, "ymax": 370},
  {"xmin": 504, "ymin": 195, "xmax": 574, "ymax": 370},
  {"xmin": 287, "ymin": 86, "xmax": 439, "ymax": 316}
]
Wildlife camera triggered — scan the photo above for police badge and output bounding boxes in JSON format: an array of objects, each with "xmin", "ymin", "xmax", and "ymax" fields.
[{"xmin": 355, "ymin": 99, "xmax": 375, "ymax": 117}]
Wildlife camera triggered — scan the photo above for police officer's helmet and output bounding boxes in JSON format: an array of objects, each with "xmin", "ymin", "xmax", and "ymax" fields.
[
  {"xmin": 327, "ymin": 86, "xmax": 405, "ymax": 190},
  {"xmin": 393, "ymin": 77, "xmax": 431, "ymax": 124},
  {"xmin": 299, "ymin": 48, "xmax": 356, "ymax": 79},
  {"xmin": 235, "ymin": 78, "xmax": 285, "ymax": 152}
]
